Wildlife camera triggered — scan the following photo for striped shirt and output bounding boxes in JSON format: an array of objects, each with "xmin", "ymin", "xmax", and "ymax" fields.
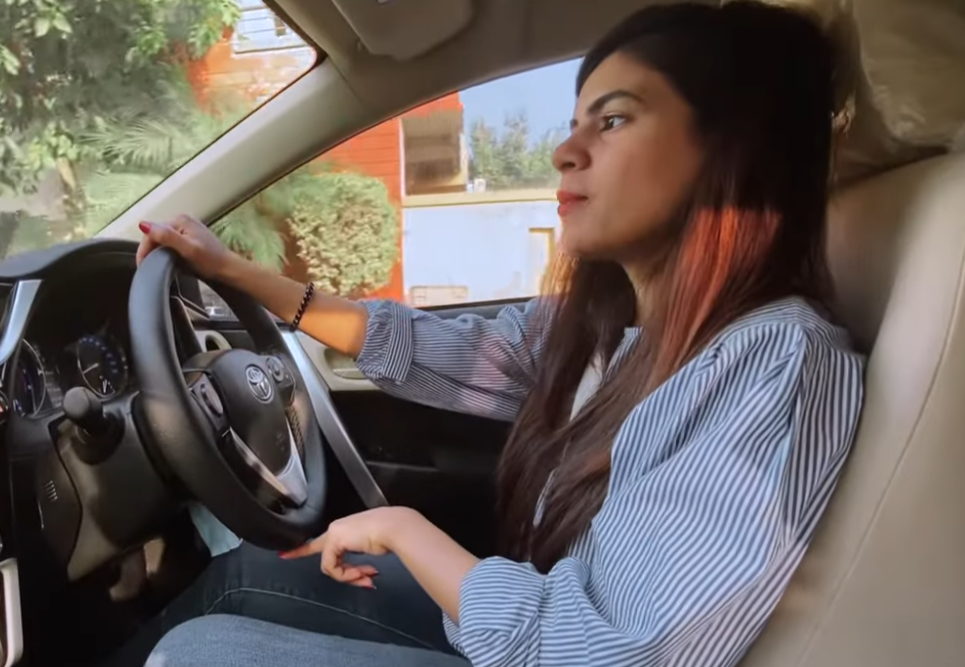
[{"xmin": 356, "ymin": 296, "xmax": 864, "ymax": 667}]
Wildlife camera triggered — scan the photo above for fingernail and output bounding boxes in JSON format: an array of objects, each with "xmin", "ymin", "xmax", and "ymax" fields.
[
  {"xmin": 138, "ymin": 221, "xmax": 152, "ymax": 234},
  {"xmin": 278, "ymin": 551, "xmax": 293, "ymax": 559}
]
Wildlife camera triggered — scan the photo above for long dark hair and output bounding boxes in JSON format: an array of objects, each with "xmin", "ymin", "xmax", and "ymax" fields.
[{"xmin": 496, "ymin": 1, "xmax": 837, "ymax": 572}]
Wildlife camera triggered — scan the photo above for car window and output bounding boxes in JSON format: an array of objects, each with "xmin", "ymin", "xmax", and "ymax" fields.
[
  {"xmin": 0, "ymin": 0, "xmax": 316, "ymax": 260},
  {"xmin": 204, "ymin": 59, "xmax": 579, "ymax": 315}
]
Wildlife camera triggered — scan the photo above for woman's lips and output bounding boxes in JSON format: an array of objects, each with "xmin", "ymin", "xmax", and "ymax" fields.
[{"xmin": 557, "ymin": 190, "xmax": 588, "ymax": 217}]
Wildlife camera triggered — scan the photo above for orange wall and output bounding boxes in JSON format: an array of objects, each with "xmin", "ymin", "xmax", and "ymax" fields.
[
  {"xmin": 405, "ymin": 93, "xmax": 464, "ymax": 117},
  {"xmin": 189, "ymin": 37, "xmax": 462, "ymax": 301},
  {"xmin": 187, "ymin": 38, "xmax": 316, "ymax": 106}
]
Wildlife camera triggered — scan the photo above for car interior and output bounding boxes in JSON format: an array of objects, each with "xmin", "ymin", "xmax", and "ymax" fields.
[{"xmin": 0, "ymin": 0, "xmax": 963, "ymax": 665}]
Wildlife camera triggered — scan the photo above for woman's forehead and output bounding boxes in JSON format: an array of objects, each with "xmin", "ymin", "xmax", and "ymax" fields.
[{"xmin": 575, "ymin": 54, "xmax": 670, "ymax": 114}]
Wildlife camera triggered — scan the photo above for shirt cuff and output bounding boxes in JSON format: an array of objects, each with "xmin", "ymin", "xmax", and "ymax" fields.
[{"xmin": 355, "ymin": 300, "xmax": 414, "ymax": 384}]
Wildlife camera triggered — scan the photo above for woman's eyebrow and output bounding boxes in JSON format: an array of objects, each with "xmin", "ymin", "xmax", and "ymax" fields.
[{"xmin": 570, "ymin": 89, "xmax": 645, "ymax": 128}]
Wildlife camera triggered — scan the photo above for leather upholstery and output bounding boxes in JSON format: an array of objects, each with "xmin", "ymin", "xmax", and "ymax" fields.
[{"xmin": 742, "ymin": 152, "xmax": 965, "ymax": 667}]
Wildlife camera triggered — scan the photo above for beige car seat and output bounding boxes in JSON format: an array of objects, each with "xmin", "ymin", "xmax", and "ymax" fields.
[{"xmin": 741, "ymin": 151, "xmax": 965, "ymax": 667}]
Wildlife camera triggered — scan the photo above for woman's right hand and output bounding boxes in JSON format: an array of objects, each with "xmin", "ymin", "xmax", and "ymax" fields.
[
  {"xmin": 137, "ymin": 213, "xmax": 369, "ymax": 358},
  {"xmin": 136, "ymin": 214, "xmax": 238, "ymax": 281}
]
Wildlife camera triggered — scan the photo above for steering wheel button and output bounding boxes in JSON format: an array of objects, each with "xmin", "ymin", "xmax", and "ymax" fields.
[
  {"xmin": 266, "ymin": 357, "xmax": 286, "ymax": 382},
  {"xmin": 200, "ymin": 382, "xmax": 224, "ymax": 416}
]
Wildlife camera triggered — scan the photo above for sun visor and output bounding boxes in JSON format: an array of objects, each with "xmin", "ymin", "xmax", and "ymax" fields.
[
  {"xmin": 758, "ymin": 0, "xmax": 965, "ymax": 182},
  {"xmin": 330, "ymin": 0, "xmax": 473, "ymax": 61}
]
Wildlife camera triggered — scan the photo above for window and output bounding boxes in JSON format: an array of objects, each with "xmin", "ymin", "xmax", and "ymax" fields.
[
  {"xmin": 205, "ymin": 58, "xmax": 579, "ymax": 316},
  {"xmin": 233, "ymin": 0, "xmax": 304, "ymax": 53},
  {"xmin": 0, "ymin": 0, "xmax": 314, "ymax": 260},
  {"xmin": 409, "ymin": 286, "xmax": 470, "ymax": 308},
  {"xmin": 528, "ymin": 227, "xmax": 557, "ymax": 294}
]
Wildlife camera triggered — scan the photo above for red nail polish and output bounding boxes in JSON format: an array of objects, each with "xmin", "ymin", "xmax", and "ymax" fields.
[{"xmin": 138, "ymin": 221, "xmax": 152, "ymax": 234}]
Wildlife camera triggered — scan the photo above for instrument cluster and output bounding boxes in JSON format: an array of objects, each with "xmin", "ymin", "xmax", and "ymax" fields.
[{"xmin": 12, "ymin": 331, "xmax": 131, "ymax": 418}]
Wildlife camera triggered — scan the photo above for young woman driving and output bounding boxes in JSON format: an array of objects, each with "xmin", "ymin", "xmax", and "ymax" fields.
[{"xmin": 125, "ymin": 2, "xmax": 864, "ymax": 666}]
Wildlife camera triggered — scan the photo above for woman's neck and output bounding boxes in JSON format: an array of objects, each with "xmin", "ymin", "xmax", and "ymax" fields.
[{"xmin": 622, "ymin": 261, "xmax": 658, "ymax": 327}]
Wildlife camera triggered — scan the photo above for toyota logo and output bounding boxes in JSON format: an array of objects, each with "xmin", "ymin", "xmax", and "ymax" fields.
[{"xmin": 246, "ymin": 366, "xmax": 273, "ymax": 402}]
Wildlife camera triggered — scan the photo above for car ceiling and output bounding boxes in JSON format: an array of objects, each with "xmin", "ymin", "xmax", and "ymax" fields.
[{"xmin": 275, "ymin": 0, "xmax": 668, "ymax": 110}]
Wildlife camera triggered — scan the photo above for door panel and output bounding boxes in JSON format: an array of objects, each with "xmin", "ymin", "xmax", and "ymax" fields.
[{"xmin": 298, "ymin": 334, "xmax": 376, "ymax": 391}]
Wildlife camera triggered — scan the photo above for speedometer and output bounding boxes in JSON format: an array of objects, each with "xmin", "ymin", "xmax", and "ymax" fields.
[
  {"xmin": 76, "ymin": 335, "xmax": 129, "ymax": 398},
  {"xmin": 13, "ymin": 341, "xmax": 47, "ymax": 417}
]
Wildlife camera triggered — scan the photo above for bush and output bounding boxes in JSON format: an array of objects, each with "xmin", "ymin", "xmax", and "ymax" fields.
[{"xmin": 288, "ymin": 171, "xmax": 399, "ymax": 297}]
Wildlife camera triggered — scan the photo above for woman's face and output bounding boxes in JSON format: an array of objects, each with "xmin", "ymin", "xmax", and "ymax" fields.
[{"xmin": 554, "ymin": 52, "xmax": 705, "ymax": 261}]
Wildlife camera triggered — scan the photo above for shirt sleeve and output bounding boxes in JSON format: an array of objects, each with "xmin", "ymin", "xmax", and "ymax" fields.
[
  {"xmin": 444, "ymin": 324, "xmax": 864, "ymax": 667},
  {"xmin": 355, "ymin": 299, "xmax": 547, "ymax": 422}
]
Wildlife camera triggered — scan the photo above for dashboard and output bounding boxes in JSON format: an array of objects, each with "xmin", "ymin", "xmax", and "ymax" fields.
[
  {"xmin": 0, "ymin": 239, "xmax": 231, "ymax": 666},
  {"xmin": 12, "ymin": 266, "xmax": 136, "ymax": 419}
]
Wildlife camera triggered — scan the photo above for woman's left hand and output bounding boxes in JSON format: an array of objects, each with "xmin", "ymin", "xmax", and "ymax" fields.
[{"xmin": 280, "ymin": 506, "xmax": 420, "ymax": 588}]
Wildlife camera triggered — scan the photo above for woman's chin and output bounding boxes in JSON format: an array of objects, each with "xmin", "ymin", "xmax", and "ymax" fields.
[
  {"xmin": 558, "ymin": 229, "xmax": 588, "ymax": 257},
  {"xmin": 559, "ymin": 233, "xmax": 609, "ymax": 261}
]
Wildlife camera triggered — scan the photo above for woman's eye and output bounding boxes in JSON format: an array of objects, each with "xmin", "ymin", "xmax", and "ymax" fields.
[{"xmin": 601, "ymin": 114, "xmax": 627, "ymax": 131}]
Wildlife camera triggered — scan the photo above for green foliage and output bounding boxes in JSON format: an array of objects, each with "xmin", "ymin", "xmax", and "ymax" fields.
[
  {"xmin": 74, "ymin": 75, "xmax": 246, "ymax": 235},
  {"xmin": 469, "ymin": 111, "xmax": 564, "ymax": 190},
  {"xmin": 211, "ymin": 166, "xmax": 400, "ymax": 299},
  {"xmin": 0, "ymin": 0, "xmax": 240, "ymax": 194},
  {"xmin": 0, "ymin": 211, "xmax": 55, "ymax": 257},
  {"xmin": 77, "ymin": 171, "xmax": 165, "ymax": 234},
  {"xmin": 213, "ymin": 202, "xmax": 288, "ymax": 271},
  {"xmin": 0, "ymin": 0, "xmax": 397, "ymax": 299},
  {"xmin": 212, "ymin": 168, "xmax": 316, "ymax": 271},
  {"xmin": 283, "ymin": 171, "xmax": 399, "ymax": 297}
]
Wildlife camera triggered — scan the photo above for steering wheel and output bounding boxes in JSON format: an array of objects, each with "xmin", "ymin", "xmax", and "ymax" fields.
[{"xmin": 128, "ymin": 248, "xmax": 327, "ymax": 549}]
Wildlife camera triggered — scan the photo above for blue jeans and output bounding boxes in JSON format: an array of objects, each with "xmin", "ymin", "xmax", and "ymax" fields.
[
  {"xmin": 147, "ymin": 615, "xmax": 468, "ymax": 667},
  {"xmin": 107, "ymin": 543, "xmax": 457, "ymax": 666}
]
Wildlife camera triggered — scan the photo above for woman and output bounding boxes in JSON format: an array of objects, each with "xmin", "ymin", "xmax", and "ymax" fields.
[{"xmin": 133, "ymin": 2, "xmax": 864, "ymax": 666}]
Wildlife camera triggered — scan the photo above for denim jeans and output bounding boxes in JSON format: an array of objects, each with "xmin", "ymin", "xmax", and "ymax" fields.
[
  {"xmin": 147, "ymin": 615, "xmax": 468, "ymax": 667},
  {"xmin": 107, "ymin": 543, "xmax": 457, "ymax": 666}
]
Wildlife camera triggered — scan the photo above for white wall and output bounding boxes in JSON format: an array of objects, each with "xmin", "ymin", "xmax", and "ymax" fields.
[{"xmin": 402, "ymin": 199, "xmax": 560, "ymax": 304}]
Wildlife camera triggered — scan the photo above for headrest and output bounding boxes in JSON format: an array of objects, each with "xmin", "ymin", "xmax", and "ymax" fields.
[
  {"xmin": 826, "ymin": 151, "xmax": 965, "ymax": 351},
  {"xmin": 756, "ymin": 0, "xmax": 965, "ymax": 183}
]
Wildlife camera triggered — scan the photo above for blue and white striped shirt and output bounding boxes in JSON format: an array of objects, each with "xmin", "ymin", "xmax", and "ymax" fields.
[{"xmin": 357, "ymin": 296, "xmax": 864, "ymax": 667}]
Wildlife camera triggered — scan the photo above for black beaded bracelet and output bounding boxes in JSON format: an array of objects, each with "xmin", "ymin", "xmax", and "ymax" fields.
[{"xmin": 291, "ymin": 282, "xmax": 316, "ymax": 331}]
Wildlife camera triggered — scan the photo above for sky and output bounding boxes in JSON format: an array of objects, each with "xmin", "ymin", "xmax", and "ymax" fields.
[{"xmin": 459, "ymin": 58, "xmax": 582, "ymax": 140}]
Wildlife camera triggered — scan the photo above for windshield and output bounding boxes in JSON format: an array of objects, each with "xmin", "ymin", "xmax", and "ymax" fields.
[{"xmin": 0, "ymin": 0, "xmax": 315, "ymax": 260}]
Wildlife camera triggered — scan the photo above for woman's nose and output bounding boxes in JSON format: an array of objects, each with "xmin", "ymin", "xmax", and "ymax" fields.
[{"xmin": 552, "ymin": 134, "xmax": 589, "ymax": 173}]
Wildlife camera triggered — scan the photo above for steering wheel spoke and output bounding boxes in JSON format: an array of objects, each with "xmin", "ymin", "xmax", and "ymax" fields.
[{"xmin": 228, "ymin": 426, "xmax": 308, "ymax": 508}]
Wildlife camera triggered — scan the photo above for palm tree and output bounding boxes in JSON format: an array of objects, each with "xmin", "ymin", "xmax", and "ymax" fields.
[{"xmin": 78, "ymin": 79, "xmax": 287, "ymax": 268}]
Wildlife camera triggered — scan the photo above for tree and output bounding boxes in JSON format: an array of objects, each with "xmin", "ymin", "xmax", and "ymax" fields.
[
  {"xmin": 0, "ymin": 0, "xmax": 241, "ymax": 255},
  {"xmin": 0, "ymin": 0, "xmax": 399, "ymax": 298},
  {"xmin": 79, "ymin": 77, "xmax": 244, "ymax": 220},
  {"xmin": 285, "ymin": 171, "xmax": 399, "ymax": 297},
  {"xmin": 468, "ymin": 111, "xmax": 565, "ymax": 190}
]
